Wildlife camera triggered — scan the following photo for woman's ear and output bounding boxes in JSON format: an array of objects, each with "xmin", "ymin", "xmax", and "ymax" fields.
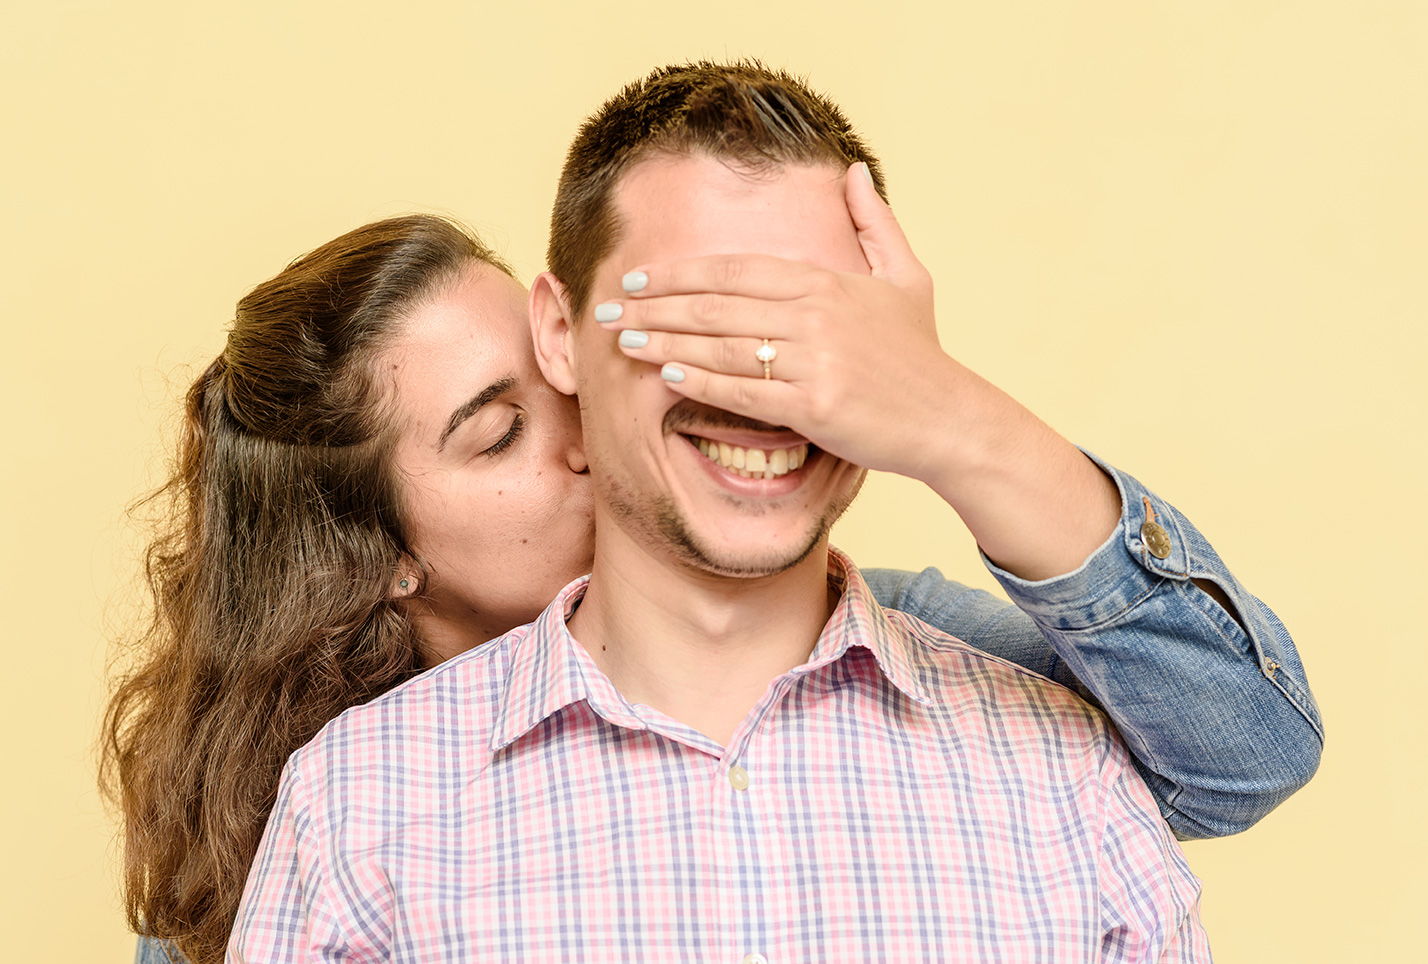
[
  {"xmin": 529, "ymin": 272, "xmax": 578, "ymax": 395},
  {"xmin": 389, "ymin": 561, "xmax": 421, "ymax": 600}
]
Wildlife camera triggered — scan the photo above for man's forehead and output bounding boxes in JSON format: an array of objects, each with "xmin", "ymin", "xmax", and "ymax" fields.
[{"xmin": 607, "ymin": 154, "xmax": 867, "ymax": 273}]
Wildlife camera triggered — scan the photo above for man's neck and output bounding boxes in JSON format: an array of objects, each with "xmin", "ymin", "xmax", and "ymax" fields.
[{"xmin": 567, "ymin": 524, "xmax": 838, "ymax": 748}]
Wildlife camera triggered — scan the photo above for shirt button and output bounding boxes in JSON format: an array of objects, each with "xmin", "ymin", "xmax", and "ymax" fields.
[
  {"xmin": 742, "ymin": 955, "xmax": 769, "ymax": 964},
  {"xmin": 1141, "ymin": 520, "xmax": 1172, "ymax": 559},
  {"xmin": 728, "ymin": 765, "xmax": 750, "ymax": 791}
]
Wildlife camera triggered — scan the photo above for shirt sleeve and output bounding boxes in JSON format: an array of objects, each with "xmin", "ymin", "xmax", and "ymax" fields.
[
  {"xmin": 134, "ymin": 937, "xmax": 183, "ymax": 964},
  {"xmin": 1095, "ymin": 734, "xmax": 1213, "ymax": 963},
  {"xmin": 227, "ymin": 763, "xmax": 359, "ymax": 964},
  {"xmin": 863, "ymin": 451, "xmax": 1322, "ymax": 840}
]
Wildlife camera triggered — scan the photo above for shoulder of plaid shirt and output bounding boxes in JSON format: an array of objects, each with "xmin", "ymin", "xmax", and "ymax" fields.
[{"xmin": 228, "ymin": 555, "xmax": 1217, "ymax": 961}]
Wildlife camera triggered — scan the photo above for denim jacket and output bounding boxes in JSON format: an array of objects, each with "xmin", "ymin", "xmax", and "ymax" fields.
[
  {"xmin": 135, "ymin": 456, "xmax": 1320, "ymax": 962},
  {"xmin": 864, "ymin": 453, "xmax": 1321, "ymax": 840}
]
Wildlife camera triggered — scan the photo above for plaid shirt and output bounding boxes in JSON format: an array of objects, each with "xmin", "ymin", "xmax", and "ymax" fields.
[{"xmin": 231, "ymin": 549, "xmax": 1210, "ymax": 962}]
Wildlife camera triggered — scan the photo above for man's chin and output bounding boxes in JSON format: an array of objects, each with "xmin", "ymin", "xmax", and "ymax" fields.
[
  {"xmin": 666, "ymin": 527, "xmax": 827, "ymax": 579},
  {"xmin": 653, "ymin": 486, "xmax": 859, "ymax": 579}
]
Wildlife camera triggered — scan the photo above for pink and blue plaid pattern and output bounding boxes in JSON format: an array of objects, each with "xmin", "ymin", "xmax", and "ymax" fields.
[{"xmin": 231, "ymin": 550, "xmax": 1210, "ymax": 962}]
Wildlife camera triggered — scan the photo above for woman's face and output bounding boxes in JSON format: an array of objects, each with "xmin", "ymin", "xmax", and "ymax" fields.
[{"xmin": 381, "ymin": 261, "xmax": 594, "ymax": 662}]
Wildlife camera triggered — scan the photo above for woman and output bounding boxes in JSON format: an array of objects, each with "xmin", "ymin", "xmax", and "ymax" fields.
[{"xmin": 107, "ymin": 206, "xmax": 1319, "ymax": 964}]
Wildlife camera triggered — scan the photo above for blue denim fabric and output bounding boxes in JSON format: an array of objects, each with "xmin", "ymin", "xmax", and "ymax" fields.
[
  {"xmin": 864, "ymin": 453, "xmax": 1321, "ymax": 840},
  {"xmin": 134, "ymin": 937, "xmax": 180, "ymax": 963}
]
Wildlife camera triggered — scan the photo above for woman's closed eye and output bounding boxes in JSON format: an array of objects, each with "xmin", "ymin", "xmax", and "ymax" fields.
[{"xmin": 482, "ymin": 411, "xmax": 526, "ymax": 457}]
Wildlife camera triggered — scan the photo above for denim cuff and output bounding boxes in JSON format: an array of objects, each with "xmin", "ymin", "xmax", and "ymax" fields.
[
  {"xmin": 980, "ymin": 449, "xmax": 1187, "ymax": 632},
  {"xmin": 981, "ymin": 448, "xmax": 1322, "ymax": 741}
]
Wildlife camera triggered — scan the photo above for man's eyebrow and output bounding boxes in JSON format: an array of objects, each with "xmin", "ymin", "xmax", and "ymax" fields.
[{"xmin": 437, "ymin": 376, "xmax": 518, "ymax": 450}]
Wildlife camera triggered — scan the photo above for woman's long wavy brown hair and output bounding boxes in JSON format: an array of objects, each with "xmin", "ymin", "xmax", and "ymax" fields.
[{"xmin": 100, "ymin": 215, "xmax": 510, "ymax": 964}]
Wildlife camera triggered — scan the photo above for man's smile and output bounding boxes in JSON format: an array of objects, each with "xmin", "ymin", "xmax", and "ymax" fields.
[{"xmin": 686, "ymin": 434, "xmax": 810, "ymax": 479}]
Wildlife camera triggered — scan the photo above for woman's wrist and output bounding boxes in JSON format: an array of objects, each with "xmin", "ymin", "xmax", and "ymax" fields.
[{"xmin": 919, "ymin": 372, "xmax": 1120, "ymax": 582}]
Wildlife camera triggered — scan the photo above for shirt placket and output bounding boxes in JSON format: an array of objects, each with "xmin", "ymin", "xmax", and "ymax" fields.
[{"xmin": 712, "ymin": 677, "xmax": 796, "ymax": 964}]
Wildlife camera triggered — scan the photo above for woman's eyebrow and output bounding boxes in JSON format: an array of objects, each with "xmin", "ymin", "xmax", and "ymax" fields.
[{"xmin": 438, "ymin": 376, "xmax": 518, "ymax": 450}]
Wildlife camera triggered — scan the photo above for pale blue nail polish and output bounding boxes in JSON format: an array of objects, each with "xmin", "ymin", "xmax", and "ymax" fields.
[
  {"xmin": 618, "ymin": 329, "xmax": 649, "ymax": 349},
  {"xmin": 860, "ymin": 161, "xmax": 875, "ymax": 186},
  {"xmin": 622, "ymin": 270, "xmax": 648, "ymax": 293},
  {"xmin": 660, "ymin": 363, "xmax": 685, "ymax": 383},
  {"xmin": 594, "ymin": 302, "xmax": 623, "ymax": 323}
]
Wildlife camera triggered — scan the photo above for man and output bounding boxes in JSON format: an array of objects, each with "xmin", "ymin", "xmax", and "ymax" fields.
[{"xmin": 232, "ymin": 62, "xmax": 1217, "ymax": 960}]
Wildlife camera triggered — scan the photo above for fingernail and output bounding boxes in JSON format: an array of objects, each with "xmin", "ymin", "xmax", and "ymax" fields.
[
  {"xmin": 622, "ymin": 270, "xmax": 648, "ymax": 293},
  {"xmin": 618, "ymin": 329, "xmax": 649, "ymax": 349},
  {"xmin": 660, "ymin": 363, "xmax": 685, "ymax": 383},
  {"xmin": 859, "ymin": 161, "xmax": 875, "ymax": 187},
  {"xmin": 594, "ymin": 302, "xmax": 623, "ymax": 323}
]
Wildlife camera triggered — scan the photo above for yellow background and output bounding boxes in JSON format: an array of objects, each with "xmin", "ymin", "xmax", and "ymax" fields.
[{"xmin": 3, "ymin": 1, "xmax": 1423, "ymax": 959}]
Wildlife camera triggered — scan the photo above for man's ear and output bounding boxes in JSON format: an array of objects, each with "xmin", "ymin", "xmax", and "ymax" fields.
[{"xmin": 530, "ymin": 271, "xmax": 579, "ymax": 395}]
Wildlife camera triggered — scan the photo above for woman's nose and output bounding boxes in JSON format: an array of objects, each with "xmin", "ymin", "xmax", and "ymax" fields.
[
  {"xmin": 563, "ymin": 424, "xmax": 588, "ymax": 474},
  {"xmin": 559, "ymin": 398, "xmax": 588, "ymax": 474}
]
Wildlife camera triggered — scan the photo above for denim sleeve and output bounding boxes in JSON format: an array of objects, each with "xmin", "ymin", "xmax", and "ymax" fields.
[
  {"xmin": 134, "ymin": 938, "xmax": 180, "ymax": 963},
  {"xmin": 864, "ymin": 453, "xmax": 1322, "ymax": 840}
]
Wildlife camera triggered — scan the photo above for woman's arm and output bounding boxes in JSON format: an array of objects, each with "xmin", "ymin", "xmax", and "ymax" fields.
[
  {"xmin": 135, "ymin": 937, "xmax": 183, "ymax": 963},
  {"xmin": 865, "ymin": 453, "xmax": 1322, "ymax": 839}
]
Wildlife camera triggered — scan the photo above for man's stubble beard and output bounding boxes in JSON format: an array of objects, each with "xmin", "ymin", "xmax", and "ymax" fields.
[{"xmin": 604, "ymin": 471, "xmax": 866, "ymax": 579}]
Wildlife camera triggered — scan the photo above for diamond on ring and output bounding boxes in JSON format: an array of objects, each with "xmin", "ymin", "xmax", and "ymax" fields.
[{"xmin": 756, "ymin": 339, "xmax": 777, "ymax": 380}]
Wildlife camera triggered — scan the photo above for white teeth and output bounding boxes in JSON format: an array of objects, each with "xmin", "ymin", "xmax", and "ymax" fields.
[{"xmin": 689, "ymin": 436, "xmax": 810, "ymax": 478}]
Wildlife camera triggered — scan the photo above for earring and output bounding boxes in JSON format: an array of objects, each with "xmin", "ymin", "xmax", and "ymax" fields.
[{"xmin": 399, "ymin": 578, "xmax": 410, "ymax": 590}]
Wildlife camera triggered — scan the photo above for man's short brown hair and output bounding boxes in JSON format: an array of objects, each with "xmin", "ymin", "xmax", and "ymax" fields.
[{"xmin": 547, "ymin": 60, "xmax": 888, "ymax": 319}]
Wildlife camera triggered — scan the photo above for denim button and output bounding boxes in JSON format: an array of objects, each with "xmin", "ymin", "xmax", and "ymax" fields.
[{"xmin": 1141, "ymin": 521, "xmax": 1173, "ymax": 559}]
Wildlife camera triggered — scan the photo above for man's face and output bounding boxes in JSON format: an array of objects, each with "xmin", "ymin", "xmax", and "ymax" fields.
[{"xmin": 570, "ymin": 154, "xmax": 869, "ymax": 577}]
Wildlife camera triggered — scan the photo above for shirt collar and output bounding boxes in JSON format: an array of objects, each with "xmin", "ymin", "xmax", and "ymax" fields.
[
  {"xmin": 489, "ymin": 547, "xmax": 933, "ymax": 753},
  {"xmin": 489, "ymin": 574, "xmax": 648, "ymax": 753},
  {"xmin": 800, "ymin": 547, "xmax": 934, "ymax": 707}
]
